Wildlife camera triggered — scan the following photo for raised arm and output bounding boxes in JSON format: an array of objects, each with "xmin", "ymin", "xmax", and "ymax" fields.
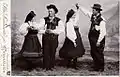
[
  {"xmin": 19, "ymin": 23, "xmax": 28, "ymax": 36},
  {"xmin": 76, "ymin": 3, "xmax": 92, "ymax": 18},
  {"xmin": 74, "ymin": 4, "xmax": 80, "ymax": 26}
]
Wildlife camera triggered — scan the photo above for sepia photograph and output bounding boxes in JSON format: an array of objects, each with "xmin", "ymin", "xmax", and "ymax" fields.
[{"xmin": 10, "ymin": 0, "xmax": 119, "ymax": 76}]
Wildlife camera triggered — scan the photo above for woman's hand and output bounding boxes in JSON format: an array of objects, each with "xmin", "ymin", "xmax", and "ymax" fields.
[
  {"xmin": 75, "ymin": 3, "xmax": 79, "ymax": 10},
  {"xmin": 45, "ymin": 29, "xmax": 53, "ymax": 34},
  {"xmin": 27, "ymin": 26, "xmax": 31, "ymax": 30},
  {"xmin": 73, "ymin": 42, "xmax": 77, "ymax": 47},
  {"xmin": 27, "ymin": 26, "xmax": 35, "ymax": 30}
]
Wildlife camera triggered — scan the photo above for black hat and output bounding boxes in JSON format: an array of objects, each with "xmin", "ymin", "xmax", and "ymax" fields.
[
  {"xmin": 92, "ymin": 4, "xmax": 102, "ymax": 11},
  {"xmin": 47, "ymin": 4, "xmax": 58, "ymax": 14}
]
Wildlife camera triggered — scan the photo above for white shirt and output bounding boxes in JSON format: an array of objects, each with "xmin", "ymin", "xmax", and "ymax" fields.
[
  {"xmin": 38, "ymin": 18, "xmax": 64, "ymax": 35},
  {"xmin": 19, "ymin": 22, "xmax": 42, "ymax": 45},
  {"xmin": 79, "ymin": 6, "xmax": 106, "ymax": 43}
]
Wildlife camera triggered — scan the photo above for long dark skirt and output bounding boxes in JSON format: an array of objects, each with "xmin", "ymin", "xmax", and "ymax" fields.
[
  {"xmin": 16, "ymin": 30, "xmax": 42, "ymax": 70},
  {"xmin": 59, "ymin": 28, "xmax": 85, "ymax": 59},
  {"xmin": 20, "ymin": 30, "xmax": 41, "ymax": 55}
]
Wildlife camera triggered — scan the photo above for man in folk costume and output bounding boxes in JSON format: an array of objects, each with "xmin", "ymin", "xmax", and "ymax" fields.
[
  {"xmin": 39, "ymin": 4, "xmax": 64, "ymax": 70},
  {"xmin": 79, "ymin": 3, "xmax": 106, "ymax": 71}
]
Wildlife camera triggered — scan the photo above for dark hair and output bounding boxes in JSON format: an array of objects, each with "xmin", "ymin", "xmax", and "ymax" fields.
[
  {"xmin": 66, "ymin": 9, "xmax": 75, "ymax": 23},
  {"xmin": 47, "ymin": 4, "xmax": 58, "ymax": 14},
  {"xmin": 24, "ymin": 11, "xmax": 36, "ymax": 23}
]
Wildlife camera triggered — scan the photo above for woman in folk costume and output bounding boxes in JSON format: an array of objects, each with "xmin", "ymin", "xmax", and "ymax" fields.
[
  {"xmin": 19, "ymin": 11, "xmax": 41, "ymax": 56},
  {"xmin": 59, "ymin": 4, "xmax": 85, "ymax": 69}
]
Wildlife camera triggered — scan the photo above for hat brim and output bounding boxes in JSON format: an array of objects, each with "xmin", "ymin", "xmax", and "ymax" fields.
[
  {"xmin": 47, "ymin": 5, "xmax": 58, "ymax": 13},
  {"xmin": 91, "ymin": 7, "xmax": 102, "ymax": 11}
]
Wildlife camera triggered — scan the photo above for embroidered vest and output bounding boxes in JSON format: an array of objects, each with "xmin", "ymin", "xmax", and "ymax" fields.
[
  {"xmin": 44, "ymin": 17, "xmax": 60, "ymax": 30},
  {"xmin": 89, "ymin": 14, "xmax": 103, "ymax": 38},
  {"xmin": 90, "ymin": 14, "xmax": 103, "ymax": 31}
]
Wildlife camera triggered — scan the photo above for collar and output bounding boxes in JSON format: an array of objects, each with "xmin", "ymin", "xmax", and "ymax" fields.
[
  {"xmin": 48, "ymin": 15, "xmax": 55, "ymax": 19},
  {"xmin": 48, "ymin": 16, "xmax": 55, "ymax": 22},
  {"xmin": 93, "ymin": 13, "xmax": 101, "ymax": 19},
  {"xmin": 96, "ymin": 13, "xmax": 100, "ymax": 17}
]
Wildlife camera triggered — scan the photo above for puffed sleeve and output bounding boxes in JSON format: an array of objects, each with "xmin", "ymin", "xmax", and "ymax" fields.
[
  {"xmin": 66, "ymin": 21, "xmax": 77, "ymax": 43},
  {"xmin": 38, "ymin": 18, "xmax": 46, "ymax": 34},
  {"xmin": 19, "ymin": 23, "xmax": 28, "ymax": 36}
]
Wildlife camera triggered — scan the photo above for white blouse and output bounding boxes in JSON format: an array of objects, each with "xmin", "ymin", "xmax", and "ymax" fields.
[
  {"xmin": 19, "ymin": 22, "xmax": 39, "ymax": 36},
  {"xmin": 66, "ymin": 10, "xmax": 80, "ymax": 44},
  {"xmin": 66, "ymin": 19, "xmax": 77, "ymax": 43}
]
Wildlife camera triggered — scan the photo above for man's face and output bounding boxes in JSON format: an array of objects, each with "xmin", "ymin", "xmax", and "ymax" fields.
[
  {"xmin": 48, "ymin": 8, "xmax": 55, "ymax": 17},
  {"xmin": 92, "ymin": 9, "xmax": 98, "ymax": 15}
]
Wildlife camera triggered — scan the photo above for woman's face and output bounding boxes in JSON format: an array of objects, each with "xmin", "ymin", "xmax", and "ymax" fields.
[
  {"xmin": 31, "ymin": 16, "xmax": 36, "ymax": 22},
  {"xmin": 70, "ymin": 13, "xmax": 76, "ymax": 21}
]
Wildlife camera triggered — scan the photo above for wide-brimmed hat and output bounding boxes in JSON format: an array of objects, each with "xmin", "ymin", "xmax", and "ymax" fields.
[
  {"xmin": 47, "ymin": 4, "xmax": 58, "ymax": 14},
  {"xmin": 92, "ymin": 4, "xmax": 102, "ymax": 11}
]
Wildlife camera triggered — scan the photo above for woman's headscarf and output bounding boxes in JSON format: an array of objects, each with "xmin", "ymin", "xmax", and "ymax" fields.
[{"xmin": 24, "ymin": 11, "xmax": 36, "ymax": 23}]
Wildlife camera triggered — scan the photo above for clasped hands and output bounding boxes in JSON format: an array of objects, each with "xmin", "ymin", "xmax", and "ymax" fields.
[
  {"xmin": 27, "ymin": 26, "xmax": 38, "ymax": 30},
  {"xmin": 45, "ymin": 29, "xmax": 53, "ymax": 34}
]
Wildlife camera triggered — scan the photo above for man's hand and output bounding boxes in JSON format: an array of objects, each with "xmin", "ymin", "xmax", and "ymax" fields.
[
  {"xmin": 45, "ymin": 29, "xmax": 50, "ymax": 34},
  {"xmin": 45, "ymin": 29, "xmax": 53, "ymax": 34}
]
